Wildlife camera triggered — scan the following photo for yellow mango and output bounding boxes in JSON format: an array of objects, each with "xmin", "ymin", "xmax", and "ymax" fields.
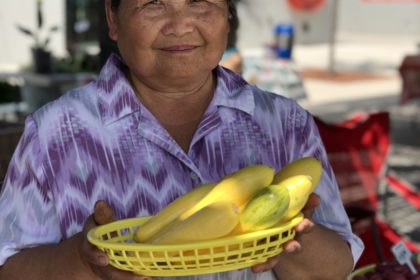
[
  {"xmin": 149, "ymin": 201, "xmax": 240, "ymax": 244},
  {"xmin": 179, "ymin": 165, "xmax": 275, "ymax": 220},
  {"xmin": 273, "ymin": 157, "xmax": 322, "ymax": 193},
  {"xmin": 134, "ymin": 183, "xmax": 216, "ymax": 243}
]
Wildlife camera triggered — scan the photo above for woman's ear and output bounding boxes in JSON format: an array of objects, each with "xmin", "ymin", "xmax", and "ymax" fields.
[{"xmin": 105, "ymin": 0, "xmax": 118, "ymax": 41}]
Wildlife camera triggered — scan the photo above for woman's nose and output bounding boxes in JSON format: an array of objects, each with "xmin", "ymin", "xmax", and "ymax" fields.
[{"xmin": 161, "ymin": 7, "xmax": 195, "ymax": 37}]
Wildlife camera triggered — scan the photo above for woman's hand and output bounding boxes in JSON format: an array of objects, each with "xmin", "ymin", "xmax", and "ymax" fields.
[
  {"xmin": 250, "ymin": 193, "xmax": 321, "ymax": 274},
  {"xmin": 79, "ymin": 200, "xmax": 152, "ymax": 280}
]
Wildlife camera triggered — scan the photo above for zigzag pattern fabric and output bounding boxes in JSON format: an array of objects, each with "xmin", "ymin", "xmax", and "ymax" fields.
[{"xmin": 0, "ymin": 54, "xmax": 363, "ymax": 279}]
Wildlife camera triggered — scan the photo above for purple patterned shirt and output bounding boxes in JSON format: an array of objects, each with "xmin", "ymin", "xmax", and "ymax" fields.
[{"xmin": 0, "ymin": 54, "xmax": 363, "ymax": 278}]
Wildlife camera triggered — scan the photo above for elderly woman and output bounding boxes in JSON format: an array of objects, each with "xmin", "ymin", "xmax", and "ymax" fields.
[{"xmin": 0, "ymin": 0, "xmax": 363, "ymax": 279}]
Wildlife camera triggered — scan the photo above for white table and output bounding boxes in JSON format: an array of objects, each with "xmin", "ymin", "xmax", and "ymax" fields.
[
  {"xmin": 0, "ymin": 72, "xmax": 96, "ymax": 114},
  {"xmin": 242, "ymin": 55, "xmax": 307, "ymax": 100}
]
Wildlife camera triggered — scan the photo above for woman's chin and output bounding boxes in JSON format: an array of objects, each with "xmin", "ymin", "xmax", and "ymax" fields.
[{"xmin": 158, "ymin": 66, "xmax": 212, "ymax": 80}]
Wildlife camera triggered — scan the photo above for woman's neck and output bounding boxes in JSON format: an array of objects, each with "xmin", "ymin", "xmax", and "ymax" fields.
[
  {"xmin": 130, "ymin": 72, "xmax": 215, "ymax": 126},
  {"xmin": 129, "ymin": 71, "xmax": 216, "ymax": 152}
]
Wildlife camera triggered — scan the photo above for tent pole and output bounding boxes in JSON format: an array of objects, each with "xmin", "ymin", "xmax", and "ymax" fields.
[{"xmin": 328, "ymin": 0, "xmax": 339, "ymax": 74}]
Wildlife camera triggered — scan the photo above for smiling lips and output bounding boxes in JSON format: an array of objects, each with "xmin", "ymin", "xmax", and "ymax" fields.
[{"xmin": 160, "ymin": 45, "xmax": 199, "ymax": 52}]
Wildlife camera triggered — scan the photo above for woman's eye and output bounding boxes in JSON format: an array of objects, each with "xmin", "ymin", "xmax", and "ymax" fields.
[
  {"xmin": 135, "ymin": 0, "xmax": 165, "ymax": 17},
  {"xmin": 190, "ymin": 0, "xmax": 210, "ymax": 8},
  {"xmin": 146, "ymin": 0, "xmax": 161, "ymax": 5},
  {"xmin": 136, "ymin": 0, "xmax": 161, "ymax": 8},
  {"xmin": 190, "ymin": 0, "xmax": 213, "ymax": 12}
]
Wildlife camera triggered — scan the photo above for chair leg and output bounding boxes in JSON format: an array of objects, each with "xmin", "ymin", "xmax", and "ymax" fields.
[{"xmin": 370, "ymin": 216, "xmax": 385, "ymax": 262}]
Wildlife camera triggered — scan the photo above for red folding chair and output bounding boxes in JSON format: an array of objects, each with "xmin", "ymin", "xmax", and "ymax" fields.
[
  {"xmin": 315, "ymin": 112, "xmax": 393, "ymax": 267},
  {"xmin": 315, "ymin": 112, "xmax": 391, "ymax": 208}
]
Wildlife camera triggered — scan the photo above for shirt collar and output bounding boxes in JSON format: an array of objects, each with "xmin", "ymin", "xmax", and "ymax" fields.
[
  {"xmin": 211, "ymin": 66, "xmax": 255, "ymax": 116},
  {"xmin": 95, "ymin": 55, "xmax": 255, "ymax": 125},
  {"xmin": 95, "ymin": 54, "xmax": 142, "ymax": 126}
]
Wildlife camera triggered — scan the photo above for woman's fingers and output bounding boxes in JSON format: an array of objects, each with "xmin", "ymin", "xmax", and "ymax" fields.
[
  {"xmin": 251, "ymin": 255, "xmax": 280, "ymax": 273},
  {"xmin": 302, "ymin": 193, "xmax": 320, "ymax": 216},
  {"xmin": 79, "ymin": 200, "xmax": 115, "ymax": 266},
  {"xmin": 91, "ymin": 265, "xmax": 152, "ymax": 280},
  {"xmin": 282, "ymin": 239, "xmax": 302, "ymax": 253},
  {"xmin": 94, "ymin": 200, "xmax": 116, "ymax": 225},
  {"xmin": 79, "ymin": 201, "xmax": 151, "ymax": 279},
  {"xmin": 79, "ymin": 201, "xmax": 111, "ymax": 270},
  {"xmin": 81, "ymin": 240, "xmax": 109, "ymax": 266},
  {"xmin": 295, "ymin": 217, "xmax": 315, "ymax": 233},
  {"xmin": 80, "ymin": 215, "xmax": 110, "ymax": 266}
]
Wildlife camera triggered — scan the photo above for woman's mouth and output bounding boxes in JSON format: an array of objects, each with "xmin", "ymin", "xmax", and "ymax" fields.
[{"xmin": 160, "ymin": 45, "xmax": 198, "ymax": 53}]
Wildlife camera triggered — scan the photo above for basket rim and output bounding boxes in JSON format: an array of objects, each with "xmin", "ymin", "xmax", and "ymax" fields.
[{"xmin": 87, "ymin": 213, "xmax": 304, "ymax": 250}]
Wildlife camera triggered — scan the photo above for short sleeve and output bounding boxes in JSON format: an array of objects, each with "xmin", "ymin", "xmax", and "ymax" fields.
[
  {"xmin": 290, "ymin": 107, "xmax": 365, "ymax": 267},
  {"xmin": 0, "ymin": 116, "xmax": 61, "ymax": 266}
]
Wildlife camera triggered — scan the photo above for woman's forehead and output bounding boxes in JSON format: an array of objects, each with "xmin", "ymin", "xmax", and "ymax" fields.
[
  {"xmin": 116, "ymin": 0, "xmax": 232, "ymax": 10},
  {"xmin": 119, "ymin": 0, "xmax": 230, "ymax": 12}
]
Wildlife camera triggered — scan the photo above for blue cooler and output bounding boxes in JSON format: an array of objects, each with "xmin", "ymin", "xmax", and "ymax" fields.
[{"xmin": 273, "ymin": 23, "xmax": 294, "ymax": 60}]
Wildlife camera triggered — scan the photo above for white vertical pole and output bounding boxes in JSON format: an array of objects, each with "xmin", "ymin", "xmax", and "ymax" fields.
[{"xmin": 328, "ymin": 0, "xmax": 339, "ymax": 74}]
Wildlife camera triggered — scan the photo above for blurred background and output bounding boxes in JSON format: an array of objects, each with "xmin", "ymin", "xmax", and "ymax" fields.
[{"xmin": 0, "ymin": 0, "xmax": 419, "ymax": 271}]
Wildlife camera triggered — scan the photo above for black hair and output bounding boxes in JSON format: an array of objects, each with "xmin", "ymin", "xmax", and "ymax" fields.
[
  {"xmin": 227, "ymin": 0, "xmax": 239, "ymax": 49},
  {"xmin": 110, "ymin": 0, "xmax": 120, "ymax": 11}
]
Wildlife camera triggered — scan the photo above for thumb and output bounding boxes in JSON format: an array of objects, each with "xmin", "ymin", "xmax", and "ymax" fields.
[
  {"xmin": 302, "ymin": 193, "xmax": 321, "ymax": 218},
  {"xmin": 93, "ymin": 200, "xmax": 115, "ymax": 225},
  {"xmin": 304, "ymin": 193, "xmax": 320, "ymax": 209}
]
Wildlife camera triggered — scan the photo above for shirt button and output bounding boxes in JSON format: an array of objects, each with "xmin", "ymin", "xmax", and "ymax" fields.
[{"xmin": 190, "ymin": 172, "xmax": 199, "ymax": 181}]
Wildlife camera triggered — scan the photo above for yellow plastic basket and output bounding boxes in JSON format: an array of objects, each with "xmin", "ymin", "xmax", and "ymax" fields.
[{"xmin": 88, "ymin": 213, "xmax": 303, "ymax": 277}]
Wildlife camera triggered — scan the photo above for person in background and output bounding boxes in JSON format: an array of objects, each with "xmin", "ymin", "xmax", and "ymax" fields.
[
  {"xmin": 219, "ymin": 0, "xmax": 243, "ymax": 73},
  {"xmin": 0, "ymin": 0, "xmax": 363, "ymax": 279}
]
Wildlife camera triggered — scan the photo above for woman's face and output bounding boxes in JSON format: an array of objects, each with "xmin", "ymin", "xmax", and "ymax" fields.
[{"xmin": 106, "ymin": 0, "xmax": 230, "ymax": 87}]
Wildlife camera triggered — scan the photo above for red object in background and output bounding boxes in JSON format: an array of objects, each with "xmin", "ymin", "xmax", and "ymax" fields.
[
  {"xmin": 354, "ymin": 219, "xmax": 395, "ymax": 267},
  {"xmin": 287, "ymin": 0, "xmax": 326, "ymax": 12},
  {"xmin": 386, "ymin": 175, "xmax": 420, "ymax": 209},
  {"xmin": 315, "ymin": 112, "xmax": 390, "ymax": 209},
  {"xmin": 399, "ymin": 55, "xmax": 420, "ymax": 104},
  {"xmin": 315, "ymin": 112, "xmax": 420, "ymax": 268},
  {"xmin": 315, "ymin": 112, "xmax": 391, "ymax": 267}
]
